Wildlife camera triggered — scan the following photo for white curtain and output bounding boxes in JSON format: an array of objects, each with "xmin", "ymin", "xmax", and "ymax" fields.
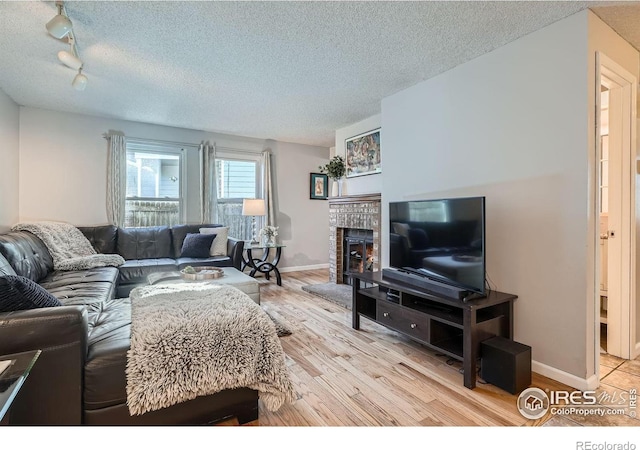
[
  {"xmin": 199, "ymin": 141, "xmax": 217, "ymax": 224},
  {"xmin": 105, "ymin": 132, "xmax": 127, "ymax": 227},
  {"xmin": 262, "ymin": 149, "xmax": 277, "ymax": 228}
]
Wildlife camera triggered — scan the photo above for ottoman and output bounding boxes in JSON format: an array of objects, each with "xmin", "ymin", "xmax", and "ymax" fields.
[{"xmin": 147, "ymin": 267, "xmax": 260, "ymax": 304}]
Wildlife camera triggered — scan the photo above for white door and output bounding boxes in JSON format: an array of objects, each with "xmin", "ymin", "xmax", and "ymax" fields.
[{"xmin": 595, "ymin": 52, "xmax": 638, "ymax": 361}]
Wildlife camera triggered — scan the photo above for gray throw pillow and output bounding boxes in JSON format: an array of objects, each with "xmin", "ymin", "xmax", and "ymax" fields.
[{"xmin": 0, "ymin": 275, "xmax": 62, "ymax": 313}]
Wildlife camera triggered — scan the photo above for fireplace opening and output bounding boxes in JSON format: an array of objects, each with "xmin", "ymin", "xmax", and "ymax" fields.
[{"xmin": 343, "ymin": 228, "xmax": 374, "ymax": 285}]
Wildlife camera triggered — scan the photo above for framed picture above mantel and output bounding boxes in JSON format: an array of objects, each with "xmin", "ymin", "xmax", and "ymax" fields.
[{"xmin": 345, "ymin": 128, "xmax": 381, "ymax": 178}]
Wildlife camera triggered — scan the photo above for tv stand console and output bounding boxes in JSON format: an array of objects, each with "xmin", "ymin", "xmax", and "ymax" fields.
[{"xmin": 351, "ymin": 271, "xmax": 517, "ymax": 389}]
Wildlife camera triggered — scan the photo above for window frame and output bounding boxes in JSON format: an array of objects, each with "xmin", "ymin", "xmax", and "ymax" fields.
[
  {"xmin": 214, "ymin": 149, "xmax": 264, "ymax": 239},
  {"xmin": 125, "ymin": 140, "xmax": 188, "ymax": 225},
  {"xmin": 215, "ymin": 149, "xmax": 263, "ymax": 200}
]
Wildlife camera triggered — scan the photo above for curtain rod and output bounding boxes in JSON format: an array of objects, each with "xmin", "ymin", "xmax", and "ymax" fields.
[
  {"xmin": 216, "ymin": 146, "xmax": 265, "ymax": 156},
  {"xmin": 126, "ymin": 136, "xmax": 199, "ymax": 149},
  {"xmin": 102, "ymin": 133, "xmax": 197, "ymax": 149},
  {"xmin": 104, "ymin": 134, "xmax": 266, "ymax": 155}
]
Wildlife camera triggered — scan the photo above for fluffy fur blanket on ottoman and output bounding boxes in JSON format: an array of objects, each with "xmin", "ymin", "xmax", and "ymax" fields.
[{"xmin": 126, "ymin": 282, "xmax": 296, "ymax": 416}]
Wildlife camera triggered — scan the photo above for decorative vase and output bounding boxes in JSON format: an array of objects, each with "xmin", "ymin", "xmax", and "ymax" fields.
[{"xmin": 332, "ymin": 178, "xmax": 344, "ymax": 197}]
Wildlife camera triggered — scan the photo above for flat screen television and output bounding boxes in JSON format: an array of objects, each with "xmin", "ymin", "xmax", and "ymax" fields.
[{"xmin": 388, "ymin": 196, "xmax": 486, "ymax": 295}]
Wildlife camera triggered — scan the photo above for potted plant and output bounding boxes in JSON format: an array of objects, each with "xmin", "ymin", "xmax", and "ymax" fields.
[{"xmin": 319, "ymin": 155, "xmax": 346, "ymax": 196}]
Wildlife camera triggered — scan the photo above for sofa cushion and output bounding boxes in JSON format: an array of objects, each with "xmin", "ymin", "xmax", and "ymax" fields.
[
  {"xmin": 78, "ymin": 225, "xmax": 118, "ymax": 254},
  {"xmin": 39, "ymin": 268, "xmax": 119, "ymax": 306},
  {"xmin": 0, "ymin": 231, "xmax": 54, "ymax": 282},
  {"xmin": 180, "ymin": 233, "xmax": 216, "ymax": 258},
  {"xmin": 117, "ymin": 258, "xmax": 177, "ymax": 286},
  {"xmin": 39, "ymin": 267, "xmax": 119, "ymax": 289},
  {"xmin": 199, "ymin": 227, "xmax": 229, "ymax": 257},
  {"xmin": 176, "ymin": 256, "xmax": 233, "ymax": 270},
  {"xmin": 0, "ymin": 275, "xmax": 62, "ymax": 312},
  {"xmin": 117, "ymin": 226, "xmax": 172, "ymax": 260},
  {"xmin": 44, "ymin": 282, "xmax": 116, "ymax": 307},
  {"xmin": 84, "ymin": 298, "xmax": 131, "ymax": 410},
  {"xmin": 170, "ymin": 224, "xmax": 223, "ymax": 258}
]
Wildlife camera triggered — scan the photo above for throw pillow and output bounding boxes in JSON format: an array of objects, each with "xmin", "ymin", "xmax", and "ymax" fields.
[
  {"xmin": 0, "ymin": 275, "xmax": 62, "ymax": 313},
  {"xmin": 199, "ymin": 227, "xmax": 229, "ymax": 257},
  {"xmin": 180, "ymin": 233, "xmax": 216, "ymax": 258}
]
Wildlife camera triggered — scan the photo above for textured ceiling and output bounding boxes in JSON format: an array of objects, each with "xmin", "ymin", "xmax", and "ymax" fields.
[{"xmin": 0, "ymin": 1, "xmax": 639, "ymax": 147}]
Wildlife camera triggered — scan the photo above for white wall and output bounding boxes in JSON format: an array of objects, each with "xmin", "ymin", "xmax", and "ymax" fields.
[
  {"xmin": 266, "ymin": 140, "xmax": 330, "ymax": 269},
  {"xmin": 381, "ymin": 12, "xmax": 590, "ymax": 384},
  {"xmin": 334, "ymin": 114, "xmax": 382, "ymax": 196},
  {"xmin": 0, "ymin": 89, "xmax": 20, "ymax": 232},
  {"xmin": 18, "ymin": 107, "xmax": 329, "ymax": 269}
]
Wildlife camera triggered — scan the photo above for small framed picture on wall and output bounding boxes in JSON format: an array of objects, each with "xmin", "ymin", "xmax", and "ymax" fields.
[{"xmin": 310, "ymin": 173, "xmax": 328, "ymax": 200}]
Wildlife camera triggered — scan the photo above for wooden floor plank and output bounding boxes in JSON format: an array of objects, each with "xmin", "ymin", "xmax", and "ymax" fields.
[{"xmin": 237, "ymin": 269, "xmax": 637, "ymax": 427}]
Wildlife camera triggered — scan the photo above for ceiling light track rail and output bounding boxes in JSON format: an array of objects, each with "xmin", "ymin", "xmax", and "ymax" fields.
[{"xmin": 46, "ymin": 0, "xmax": 87, "ymax": 91}]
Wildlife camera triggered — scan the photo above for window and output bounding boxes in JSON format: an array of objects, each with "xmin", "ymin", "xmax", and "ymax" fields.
[
  {"xmin": 214, "ymin": 152, "xmax": 262, "ymax": 240},
  {"xmin": 125, "ymin": 141, "xmax": 186, "ymax": 227}
]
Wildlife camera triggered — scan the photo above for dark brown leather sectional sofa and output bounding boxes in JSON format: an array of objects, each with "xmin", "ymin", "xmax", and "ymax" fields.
[{"xmin": 0, "ymin": 224, "xmax": 258, "ymax": 425}]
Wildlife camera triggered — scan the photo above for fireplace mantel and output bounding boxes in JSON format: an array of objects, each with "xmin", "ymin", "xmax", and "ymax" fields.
[
  {"xmin": 328, "ymin": 193, "xmax": 382, "ymax": 205},
  {"xmin": 328, "ymin": 193, "xmax": 381, "ymax": 284}
]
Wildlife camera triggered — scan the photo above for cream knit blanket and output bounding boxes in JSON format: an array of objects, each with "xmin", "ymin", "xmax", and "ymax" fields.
[{"xmin": 12, "ymin": 221, "xmax": 124, "ymax": 270}]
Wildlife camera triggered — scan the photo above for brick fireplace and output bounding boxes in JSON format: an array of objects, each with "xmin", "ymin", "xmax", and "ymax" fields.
[{"xmin": 328, "ymin": 193, "xmax": 381, "ymax": 284}]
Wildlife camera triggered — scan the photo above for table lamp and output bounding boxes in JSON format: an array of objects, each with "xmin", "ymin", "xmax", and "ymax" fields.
[{"xmin": 242, "ymin": 198, "xmax": 266, "ymax": 244}]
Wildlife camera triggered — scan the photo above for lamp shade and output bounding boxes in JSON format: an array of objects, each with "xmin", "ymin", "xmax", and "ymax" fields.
[
  {"xmin": 58, "ymin": 50, "xmax": 82, "ymax": 70},
  {"xmin": 72, "ymin": 70, "xmax": 87, "ymax": 91},
  {"xmin": 46, "ymin": 14, "xmax": 72, "ymax": 39},
  {"xmin": 242, "ymin": 199, "xmax": 265, "ymax": 216}
]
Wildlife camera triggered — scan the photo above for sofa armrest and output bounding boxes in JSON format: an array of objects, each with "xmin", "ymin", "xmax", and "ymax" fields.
[
  {"xmin": 0, "ymin": 306, "xmax": 88, "ymax": 424},
  {"xmin": 227, "ymin": 238, "xmax": 245, "ymax": 271}
]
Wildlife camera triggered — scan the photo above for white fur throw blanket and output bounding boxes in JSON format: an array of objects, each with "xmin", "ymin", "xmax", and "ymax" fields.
[
  {"xmin": 126, "ymin": 282, "xmax": 296, "ymax": 416},
  {"xmin": 12, "ymin": 221, "xmax": 125, "ymax": 270}
]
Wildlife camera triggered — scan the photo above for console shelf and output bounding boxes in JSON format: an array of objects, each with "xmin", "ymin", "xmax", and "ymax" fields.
[{"xmin": 351, "ymin": 271, "xmax": 517, "ymax": 389}]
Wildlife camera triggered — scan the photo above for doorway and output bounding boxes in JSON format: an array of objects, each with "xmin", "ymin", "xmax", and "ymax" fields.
[{"xmin": 595, "ymin": 52, "xmax": 638, "ymax": 367}]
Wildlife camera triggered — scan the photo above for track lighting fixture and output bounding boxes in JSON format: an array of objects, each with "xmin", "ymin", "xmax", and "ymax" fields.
[
  {"xmin": 46, "ymin": 1, "xmax": 88, "ymax": 90},
  {"xmin": 72, "ymin": 68, "xmax": 88, "ymax": 91},
  {"xmin": 46, "ymin": 2, "xmax": 72, "ymax": 39},
  {"xmin": 57, "ymin": 35, "xmax": 82, "ymax": 70},
  {"xmin": 58, "ymin": 49, "xmax": 82, "ymax": 70}
]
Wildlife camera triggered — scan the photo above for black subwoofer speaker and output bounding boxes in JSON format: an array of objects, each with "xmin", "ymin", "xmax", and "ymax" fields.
[{"xmin": 480, "ymin": 336, "xmax": 531, "ymax": 394}]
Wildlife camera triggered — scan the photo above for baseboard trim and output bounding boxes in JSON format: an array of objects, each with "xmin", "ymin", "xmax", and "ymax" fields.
[
  {"xmin": 278, "ymin": 263, "xmax": 329, "ymax": 273},
  {"xmin": 532, "ymin": 360, "xmax": 599, "ymax": 391}
]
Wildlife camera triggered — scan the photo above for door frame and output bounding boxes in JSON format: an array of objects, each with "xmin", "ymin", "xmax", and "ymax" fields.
[{"xmin": 594, "ymin": 52, "xmax": 638, "ymax": 369}]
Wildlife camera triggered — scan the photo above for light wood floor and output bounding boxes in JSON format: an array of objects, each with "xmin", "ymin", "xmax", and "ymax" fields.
[{"xmin": 227, "ymin": 269, "xmax": 639, "ymax": 427}]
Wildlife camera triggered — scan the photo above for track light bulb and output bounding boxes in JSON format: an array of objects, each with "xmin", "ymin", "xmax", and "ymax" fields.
[
  {"xmin": 46, "ymin": 14, "xmax": 72, "ymax": 39},
  {"xmin": 58, "ymin": 50, "xmax": 82, "ymax": 70},
  {"xmin": 72, "ymin": 69, "xmax": 87, "ymax": 91}
]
